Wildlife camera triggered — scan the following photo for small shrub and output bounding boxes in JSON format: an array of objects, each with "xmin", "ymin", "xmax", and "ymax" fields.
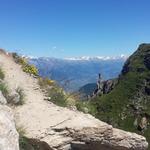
[
  {"xmin": 22, "ymin": 64, "xmax": 38, "ymax": 76},
  {"xmin": 38, "ymin": 77, "xmax": 55, "ymax": 88},
  {"xmin": 38, "ymin": 76, "xmax": 68, "ymax": 107},
  {"xmin": 0, "ymin": 82, "xmax": 8, "ymax": 98},
  {"xmin": 12, "ymin": 53, "xmax": 38, "ymax": 76},
  {"xmin": 17, "ymin": 126, "xmax": 26, "ymax": 137},
  {"xmin": 12, "ymin": 53, "xmax": 27, "ymax": 65},
  {"xmin": 75, "ymin": 101, "xmax": 89, "ymax": 113},
  {"xmin": 17, "ymin": 126, "xmax": 28, "ymax": 150},
  {"xmin": 16, "ymin": 87, "xmax": 25, "ymax": 105},
  {"xmin": 75, "ymin": 100, "xmax": 98, "ymax": 115},
  {"xmin": 0, "ymin": 68, "xmax": 4, "ymax": 80},
  {"xmin": 19, "ymin": 136, "xmax": 30, "ymax": 150},
  {"xmin": 47, "ymin": 87, "xmax": 67, "ymax": 107}
]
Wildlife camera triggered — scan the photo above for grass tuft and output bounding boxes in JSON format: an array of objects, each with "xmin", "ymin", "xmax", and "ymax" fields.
[
  {"xmin": 16, "ymin": 87, "xmax": 25, "ymax": 105},
  {"xmin": 0, "ymin": 68, "xmax": 5, "ymax": 80}
]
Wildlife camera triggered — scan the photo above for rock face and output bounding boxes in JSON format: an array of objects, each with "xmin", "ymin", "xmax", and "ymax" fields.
[
  {"xmin": 0, "ymin": 104, "xmax": 19, "ymax": 150},
  {"xmin": 46, "ymin": 125, "xmax": 148, "ymax": 150},
  {"xmin": 92, "ymin": 73, "xmax": 118, "ymax": 97}
]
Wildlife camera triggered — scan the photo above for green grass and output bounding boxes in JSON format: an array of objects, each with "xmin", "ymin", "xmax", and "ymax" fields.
[
  {"xmin": 0, "ymin": 67, "xmax": 9, "ymax": 101},
  {"xmin": 0, "ymin": 82, "xmax": 8, "ymax": 98},
  {"xmin": 0, "ymin": 68, "xmax": 4, "ymax": 80},
  {"xmin": 47, "ymin": 87, "xmax": 67, "ymax": 107},
  {"xmin": 38, "ymin": 76, "xmax": 68, "ymax": 107},
  {"xmin": 38, "ymin": 77, "xmax": 55, "ymax": 89},
  {"xmin": 75, "ymin": 100, "xmax": 97, "ymax": 115}
]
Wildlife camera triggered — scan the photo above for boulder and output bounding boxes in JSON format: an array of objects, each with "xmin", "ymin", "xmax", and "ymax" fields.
[
  {"xmin": 69, "ymin": 127, "xmax": 148, "ymax": 150},
  {"xmin": 93, "ymin": 77, "xmax": 118, "ymax": 97},
  {"xmin": 8, "ymin": 91, "xmax": 20, "ymax": 104},
  {"xmin": 43, "ymin": 125, "xmax": 148, "ymax": 150},
  {"xmin": 0, "ymin": 105, "xmax": 19, "ymax": 150},
  {"xmin": 40, "ymin": 113, "xmax": 148, "ymax": 150}
]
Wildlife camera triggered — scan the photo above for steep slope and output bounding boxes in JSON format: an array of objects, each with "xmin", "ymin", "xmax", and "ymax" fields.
[
  {"xmin": 79, "ymin": 77, "xmax": 118, "ymax": 98},
  {"xmin": 92, "ymin": 44, "xmax": 150, "ymax": 147},
  {"xmin": 0, "ymin": 51, "xmax": 148, "ymax": 150},
  {"xmin": 79, "ymin": 83, "xmax": 97, "ymax": 97}
]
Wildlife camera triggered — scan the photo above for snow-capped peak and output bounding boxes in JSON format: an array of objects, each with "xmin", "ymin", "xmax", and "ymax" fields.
[{"xmin": 64, "ymin": 55, "xmax": 128, "ymax": 61}]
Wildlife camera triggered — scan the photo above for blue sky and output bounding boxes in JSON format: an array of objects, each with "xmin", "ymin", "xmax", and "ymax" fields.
[{"xmin": 0, "ymin": 0, "xmax": 150, "ymax": 58}]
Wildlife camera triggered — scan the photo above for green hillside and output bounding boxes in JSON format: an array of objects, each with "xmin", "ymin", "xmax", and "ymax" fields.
[
  {"xmin": 90, "ymin": 44, "xmax": 150, "ymax": 146},
  {"xmin": 79, "ymin": 83, "xmax": 97, "ymax": 97}
]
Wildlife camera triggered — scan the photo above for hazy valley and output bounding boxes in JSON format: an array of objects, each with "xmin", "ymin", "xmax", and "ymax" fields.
[{"xmin": 29, "ymin": 56, "xmax": 126, "ymax": 91}]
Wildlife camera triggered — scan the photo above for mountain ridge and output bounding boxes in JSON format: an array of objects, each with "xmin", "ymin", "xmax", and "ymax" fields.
[
  {"xmin": 89, "ymin": 43, "xmax": 150, "ymax": 148},
  {"xmin": 26, "ymin": 54, "xmax": 128, "ymax": 61}
]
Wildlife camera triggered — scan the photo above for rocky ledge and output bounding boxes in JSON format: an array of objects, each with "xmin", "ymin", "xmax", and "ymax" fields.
[{"xmin": 38, "ymin": 111, "xmax": 148, "ymax": 150}]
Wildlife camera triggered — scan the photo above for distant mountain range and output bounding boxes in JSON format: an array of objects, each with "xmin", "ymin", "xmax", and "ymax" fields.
[{"xmin": 29, "ymin": 56, "xmax": 127, "ymax": 91}]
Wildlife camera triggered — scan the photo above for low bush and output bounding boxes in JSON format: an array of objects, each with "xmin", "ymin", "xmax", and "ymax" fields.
[
  {"xmin": 17, "ymin": 126, "xmax": 26, "ymax": 137},
  {"xmin": 75, "ymin": 100, "xmax": 97, "ymax": 115},
  {"xmin": 0, "ymin": 68, "xmax": 5, "ymax": 80},
  {"xmin": 12, "ymin": 53, "xmax": 38, "ymax": 76},
  {"xmin": 0, "ymin": 68, "xmax": 9, "ymax": 100},
  {"xmin": 47, "ymin": 87, "xmax": 67, "ymax": 107},
  {"xmin": 16, "ymin": 87, "xmax": 25, "ymax": 105},
  {"xmin": 38, "ymin": 76, "xmax": 68, "ymax": 107},
  {"xmin": 22, "ymin": 64, "xmax": 38, "ymax": 76},
  {"xmin": 0, "ymin": 82, "xmax": 8, "ymax": 98},
  {"xmin": 38, "ymin": 77, "xmax": 55, "ymax": 88}
]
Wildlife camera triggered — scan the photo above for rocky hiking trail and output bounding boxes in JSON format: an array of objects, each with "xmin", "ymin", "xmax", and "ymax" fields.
[{"xmin": 0, "ymin": 52, "xmax": 148, "ymax": 150}]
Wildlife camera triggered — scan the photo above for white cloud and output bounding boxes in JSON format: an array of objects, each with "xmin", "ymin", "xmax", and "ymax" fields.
[{"xmin": 52, "ymin": 46, "xmax": 57, "ymax": 50}]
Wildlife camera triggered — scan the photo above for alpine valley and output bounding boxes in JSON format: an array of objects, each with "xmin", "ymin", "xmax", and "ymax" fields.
[{"xmin": 29, "ymin": 55, "xmax": 126, "ymax": 91}]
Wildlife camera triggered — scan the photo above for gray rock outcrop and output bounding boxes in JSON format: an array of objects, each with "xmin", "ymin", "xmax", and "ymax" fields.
[
  {"xmin": 8, "ymin": 90, "xmax": 20, "ymax": 104},
  {"xmin": 42, "ymin": 118, "xmax": 148, "ymax": 150},
  {"xmin": 92, "ymin": 74, "xmax": 118, "ymax": 97},
  {"xmin": 0, "ymin": 104, "xmax": 19, "ymax": 150}
]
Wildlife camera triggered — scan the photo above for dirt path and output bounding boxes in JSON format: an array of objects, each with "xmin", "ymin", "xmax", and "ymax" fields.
[{"xmin": 0, "ymin": 52, "xmax": 107, "ymax": 148}]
